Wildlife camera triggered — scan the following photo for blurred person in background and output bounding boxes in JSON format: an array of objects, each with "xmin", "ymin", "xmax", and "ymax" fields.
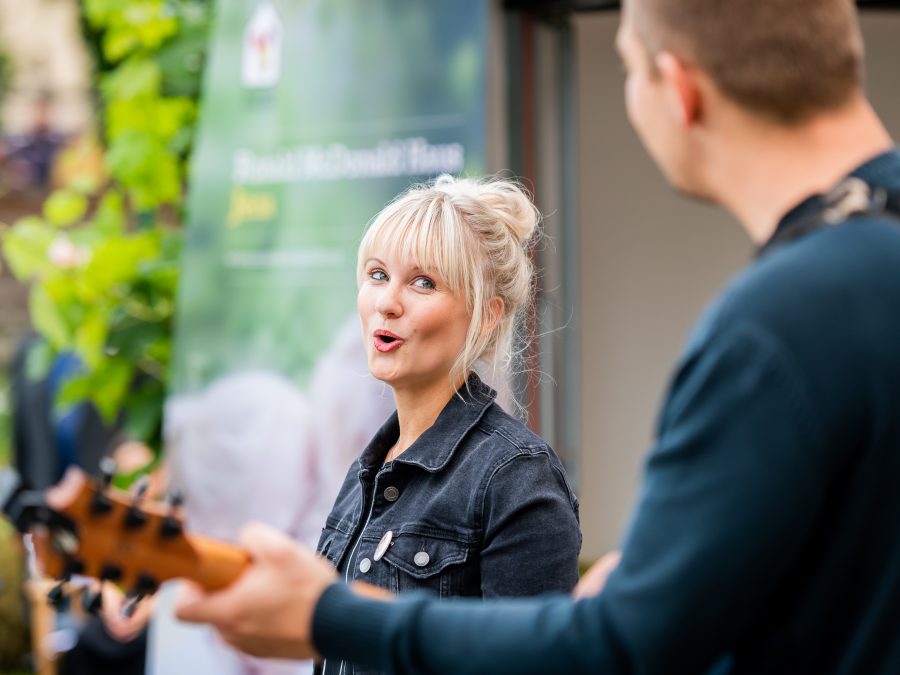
[
  {"xmin": 9, "ymin": 334, "xmax": 116, "ymax": 492},
  {"xmin": 151, "ymin": 345, "xmax": 394, "ymax": 675},
  {"xmin": 175, "ymin": 0, "xmax": 900, "ymax": 672},
  {"xmin": 0, "ymin": 92, "xmax": 66, "ymax": 191}
]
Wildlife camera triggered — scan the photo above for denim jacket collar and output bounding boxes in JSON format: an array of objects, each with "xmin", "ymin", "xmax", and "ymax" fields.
[{"xmin": 357, "ymin": 372, "xmax": 496, "ymax": 474}]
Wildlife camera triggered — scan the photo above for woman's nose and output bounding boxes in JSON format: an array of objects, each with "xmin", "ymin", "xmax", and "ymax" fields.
[{"xmin": 375, "ymin": 283, "xmax": 403, "ymax": 317}]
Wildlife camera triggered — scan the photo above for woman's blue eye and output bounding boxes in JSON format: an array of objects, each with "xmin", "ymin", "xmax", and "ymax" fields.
[
  {"xmin": 414, "ymin": 277, "xmax": 436, "ymax": 290},
  {"xmin": 370, "ymin": 269, "xmax": 387, "ymax": 281}
]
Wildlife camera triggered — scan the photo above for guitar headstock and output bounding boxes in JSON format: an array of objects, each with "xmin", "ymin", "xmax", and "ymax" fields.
[{"xmin": 2, "ymin": 463, "xmax": 249, "ymax": 610}]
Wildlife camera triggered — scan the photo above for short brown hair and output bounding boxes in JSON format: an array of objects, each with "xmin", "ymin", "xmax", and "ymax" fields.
[{"xmin": 629, "ymin": 0, "xmax": 864, "ymax": 125}]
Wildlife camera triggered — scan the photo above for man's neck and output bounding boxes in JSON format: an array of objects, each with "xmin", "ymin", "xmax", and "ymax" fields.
[{"xmin": 708, "ymin": 97, "xmax": 893, "ymax": 245}]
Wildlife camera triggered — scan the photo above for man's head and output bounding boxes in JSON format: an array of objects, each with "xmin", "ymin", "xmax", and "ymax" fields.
[
  {"xmin": 618, "ymin": 0, "xmax": 865, "ymax": 195},
  {"xmin": 625, "ymin": 0, "xmax": 863, "ymax": 124}
]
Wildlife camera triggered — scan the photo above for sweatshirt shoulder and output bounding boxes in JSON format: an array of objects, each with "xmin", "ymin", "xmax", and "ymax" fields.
[{"xmin": 694, "ymin": 217, "xmax": 900, "ymax": 347}]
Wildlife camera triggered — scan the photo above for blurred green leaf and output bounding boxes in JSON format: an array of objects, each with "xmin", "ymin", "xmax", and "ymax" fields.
[
  {"xmin": 141, "ymin": 263, "xmax": 179, "ymax": 296},
  {"xmin": 91, "ymin": 357, "xmax": 134, "ymax": 422},
  {"xmin": 154, "ymin": 97, "xmax": 195, "ymax": 142},
  {"xmin": 82, "ymin": 232, "xmax": 159, "ymax": 294},
  {"xmin": 124, "ymin": 2, "xmax": 179, "ymax": 47},
  {"xmin": 101, "ymin": 57, "xmax": 161, "ymax": 100},
  {"xmin": 56, "ymin": 374, "xmax": 92, "ymax": 409},
  {"xmin": 105, "ymin": 130, "xmax": 182, "ymax": 208},
  {"xmin": 43, "ymin": 190, "xmax": 89, "ymax": 227},
  {"xmin": 92, "ymin": 190, "xmax": 127, "ymax": 236},
  {"xmin": 124, "ymin": 380, "xmax": 164, "ymax": 443},
  {"xmin": 107, "ymin": 96, "xmax": 194, "ymax": 145},
  {"xmin": 108, "ymin": 319, "xmax": 166, "ymax": 362},
  {"xmin": 75, "ymin": 307, "xmax": 109, "ymax": 369},
  {"xmin": 24, "ymin": 339, "xmax": 55, "ymax": 381},
  {"xmin": 29, "ymin": 286, "xmax": 71, "ymax": 349},
  {"xmin": 1, "ymin": 217, "xmax": 55, "ymax": 280},
  {"xmin": 43, "ymin": 275, "xmax": 82, "ymax": 307},
  {"xmin": 155, "ymin": 7, "xmax": 210, "ymax": 98},
  {"xmin": 103, "ymin": 28, "xmax": 138, "ymax": 62},
  {"xmin": 84, "ymin": 0, "xmax": 120, "ymax": 27}
]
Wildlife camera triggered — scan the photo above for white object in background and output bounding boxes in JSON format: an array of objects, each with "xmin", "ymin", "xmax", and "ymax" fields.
[{"xmin": 148, "ymin": 581, "xmax": 311, "ymax": 675}]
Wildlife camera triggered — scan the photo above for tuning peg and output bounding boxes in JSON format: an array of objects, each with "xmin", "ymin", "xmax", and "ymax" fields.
[
  {"xmin": 63, "ymin": 558, "xmax": 85, "ymax": 578},
  {"xmin": 159, "ymin": 489, "xmax": 184, "ymax": 539},
  {"xmin": 166, "ymin": 488, "xmax": 184, "ymax": 510},
  {"xmin": 90, "ymin": 457, "xmax": 117, "ymax": 515},
  {"xmin": 123, "ymin": 476, "xmax": 151, "ymax": 529},
  {"xmin": 46, "ymin": 557, "xmax": 84, "ymax": 610},
  {"xmin": 47, "ymin": 582, "xmax": 69, "ymax": 611},
  {"xmin": 135, "ymin": 573, "xmax": 159, "ymax": 596},
  {"xmin": 89, "ymin": 492, "xmax": 112, "ymax": 515},
  {"xmin": 133, "ymin": 476, "xmax": 150, "ymax": 497},
  {"xmin": 99, "ymin": 457, "xmax": 117, "ymax": 487},
  {"xmin": 120, "ymin": 573, "xmax": 158, "ymax": 618},
  {"xmin": 121, "ymin": 593, "xmax": 142, "ymax": 619},
  {"xmin": 81, "ymin": 588, "xmax": 103, "ymax": 614},
  {"xmin": 99, "ymin": 563, "xmax": 123, "ymax": 583}
]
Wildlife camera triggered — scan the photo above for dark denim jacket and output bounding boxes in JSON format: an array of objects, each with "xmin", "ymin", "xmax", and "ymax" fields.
[{"xmin": 315, "ymin": 374, "xmax": 581, "ymax": 675}]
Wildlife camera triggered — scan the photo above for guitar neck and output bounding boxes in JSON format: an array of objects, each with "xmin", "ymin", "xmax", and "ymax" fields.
[
  {"xmin": 162, "ymin": 532, "xmax": 251, "ymax": 591},
  {"xmin": 34, "ymin": 468, "xmax": 251, "ymax": 593}
]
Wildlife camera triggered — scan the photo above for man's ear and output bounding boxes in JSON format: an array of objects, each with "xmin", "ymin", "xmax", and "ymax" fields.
[{"xmin": 656, "ymin": 52, "xmax": 702, "ymax": 128}]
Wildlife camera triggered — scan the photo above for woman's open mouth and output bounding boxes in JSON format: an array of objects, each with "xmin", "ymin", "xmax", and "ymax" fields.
[{"xmin": 374, "ymin": 329, "xmax": 405, "ymax": 353}]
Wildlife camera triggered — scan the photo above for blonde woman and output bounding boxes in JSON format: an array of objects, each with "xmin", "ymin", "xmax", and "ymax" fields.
[{"xmin": 316, "ymin": 175, "xmax": 581, "ymax": 675}]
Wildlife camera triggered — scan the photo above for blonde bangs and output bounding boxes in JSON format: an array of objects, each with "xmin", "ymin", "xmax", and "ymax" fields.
[{"xmin": 358, "ymin": 191, "xmax": 479, "ymax": 307}]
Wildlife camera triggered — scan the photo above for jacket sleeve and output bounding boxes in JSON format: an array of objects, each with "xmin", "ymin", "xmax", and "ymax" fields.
[
  {"xmin": 478, "ymin": 450, "xmax": 582, "ymax": 597},
  {"xmin": 313, "ymin": 322, "xmax": 832, "ymax": 674}
]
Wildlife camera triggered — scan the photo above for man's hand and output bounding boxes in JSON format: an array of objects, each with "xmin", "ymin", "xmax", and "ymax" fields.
[
  {"xmin": 573, "ymin": 551, "xmax": 621, "ymax": 600},
  {"xmin": 175, "ymin": 522, "xmax": 338, "ymax": 660}
]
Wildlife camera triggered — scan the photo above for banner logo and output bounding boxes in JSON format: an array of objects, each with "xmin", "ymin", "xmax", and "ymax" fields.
[{"xmin": 242, "ymin": 3, "xmax": 283, "ymax": 88}]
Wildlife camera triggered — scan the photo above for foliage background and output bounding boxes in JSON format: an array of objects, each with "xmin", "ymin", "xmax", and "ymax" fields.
[
  {"xmin": 0, "ymin": 2, "xmax": 211, "ymax": 671},
  {"xmin": 0, "ymin": 0, "xmax": 212, "ymax": 452},
  {"xmin": 173, "ymin": 0, "xmax": 488, "ymax": 394}
]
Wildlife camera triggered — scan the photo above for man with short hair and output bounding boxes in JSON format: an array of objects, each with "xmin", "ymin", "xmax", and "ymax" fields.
[{"xmin": 176, "ymin": 0, "xmax": 900, "ymax": 671}]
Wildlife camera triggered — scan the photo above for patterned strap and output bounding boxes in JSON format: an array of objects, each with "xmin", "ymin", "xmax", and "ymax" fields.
[{"xmin": 761, "ymin": 177, "xmax": 900, "ymax": 256}]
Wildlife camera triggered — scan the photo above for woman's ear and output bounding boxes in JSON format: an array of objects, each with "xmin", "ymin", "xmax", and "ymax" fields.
[
  {"xmin": 656, "ymin": 51, "xmax": 702, "ymax": 128},
  {"xmin": 484, "ymin": 297, "xmax": 504, "ymax": 335}
]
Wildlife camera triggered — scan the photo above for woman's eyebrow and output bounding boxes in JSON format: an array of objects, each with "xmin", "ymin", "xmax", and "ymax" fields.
[{"xmin": 365, "ymin": 257, "xmax": 435, "ymax": 278}]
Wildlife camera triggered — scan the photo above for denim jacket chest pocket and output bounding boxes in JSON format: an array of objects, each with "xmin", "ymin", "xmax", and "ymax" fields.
[
  {"xmin": 318, "ymin": 515, "xmax": 354, "ymax": 569},
  {"xmin": 362, "ymin": 528, "xmax": 472, "ymax": 597}
]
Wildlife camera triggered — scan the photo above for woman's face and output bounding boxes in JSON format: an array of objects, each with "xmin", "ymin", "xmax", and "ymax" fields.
[{"xmin": 358, "ymin": 247, "xmax": 471, "ymax": 392}]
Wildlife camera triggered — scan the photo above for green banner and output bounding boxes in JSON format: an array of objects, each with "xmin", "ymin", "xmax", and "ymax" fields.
[
  {"xmin": 155, "ymin": 3, "xmax": 489, "ymax": 672},
  {"xmin": 172, "ymin": 0, "xmax": 489, "ymax": 394}
]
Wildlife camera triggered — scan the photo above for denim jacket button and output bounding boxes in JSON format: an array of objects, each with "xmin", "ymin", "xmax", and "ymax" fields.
[
  {"xmin": 374, "ymin": 531, "xmax": 393, "ymax": 562},
  {"xmin": 359, "ymin": 558, "xmax": 372, "ymax": 574},
  {"xmin": 384, "ymin": 486, "xmax": 400, "ymax": 502},
  {"xmin": 414, "ymin": 551, "xmax": 430, "ymax": 567}
]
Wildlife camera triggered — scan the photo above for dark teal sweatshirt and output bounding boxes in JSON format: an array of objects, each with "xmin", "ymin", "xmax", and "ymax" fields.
[{"xmin": 312, "ymin": 150, "xmax": 900, "ymax": 674}]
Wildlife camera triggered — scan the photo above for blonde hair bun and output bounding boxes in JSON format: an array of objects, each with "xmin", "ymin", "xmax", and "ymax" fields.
[{"xmin": 432, "ymin": 174, "xmax": 539, "ymax": 246}]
